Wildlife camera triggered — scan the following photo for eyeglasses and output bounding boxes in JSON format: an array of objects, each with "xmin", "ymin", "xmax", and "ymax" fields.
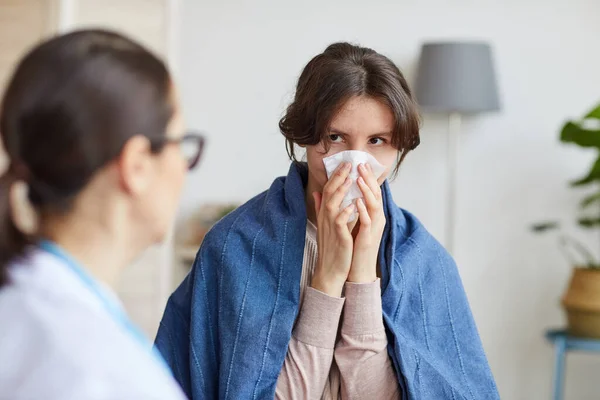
[{"xmin": 154, "ymin": 131, "xmax": 205, "ymax": 170}]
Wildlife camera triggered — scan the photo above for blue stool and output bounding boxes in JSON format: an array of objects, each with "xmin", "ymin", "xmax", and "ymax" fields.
[{"xmin": 545, "ymin": 329, "xmax": 600, "ymax": 400}]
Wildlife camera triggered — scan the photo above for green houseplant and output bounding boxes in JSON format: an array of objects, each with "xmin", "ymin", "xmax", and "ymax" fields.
[{"xmin": 533, "ymin": 102, "xmax": 600, "ymax": 337}]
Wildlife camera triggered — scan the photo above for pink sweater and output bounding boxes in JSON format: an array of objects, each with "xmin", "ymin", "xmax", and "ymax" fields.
[{"xmin": 275, "ymin": 222, "xmax": 399, "ymax": 399}]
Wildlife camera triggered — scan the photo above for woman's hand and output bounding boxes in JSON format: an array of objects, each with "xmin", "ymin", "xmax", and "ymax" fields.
[
  {"xmin": 311, "ymin": 162, "xmax": 356, "ymax": 297},
  {"xmin": 347, "ymin": 163, "xmax": 386, "ymax": 284}
]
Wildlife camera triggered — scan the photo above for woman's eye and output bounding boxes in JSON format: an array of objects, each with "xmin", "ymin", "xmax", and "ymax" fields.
[
  {"xmin": 329, "ymin": 134, "xmax": 343, "ymax": 143},
  {"xmin": 369, "ymin": 137, "xmax": 386, "ymax": 145}
]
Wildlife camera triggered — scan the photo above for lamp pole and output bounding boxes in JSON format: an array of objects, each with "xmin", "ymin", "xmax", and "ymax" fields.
[{"xmin": 446, "ymin": 112, "xmax": 461, "ymax": 254}]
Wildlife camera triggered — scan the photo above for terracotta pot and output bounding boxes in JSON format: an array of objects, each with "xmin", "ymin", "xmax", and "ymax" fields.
[{"xmin": 562, "ymin": 267, "xmax": 600, "ymax": 338}]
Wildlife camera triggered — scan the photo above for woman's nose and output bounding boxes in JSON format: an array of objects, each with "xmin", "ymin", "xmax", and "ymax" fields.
[{"xmin": 348, "ymin": 143, "xmax": 367, "ymax": 152}]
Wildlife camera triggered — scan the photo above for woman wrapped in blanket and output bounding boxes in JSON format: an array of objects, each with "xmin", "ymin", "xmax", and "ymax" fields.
[{"xmin": 155, "ymin": 42, "xmax": 499, "ymax": 400}]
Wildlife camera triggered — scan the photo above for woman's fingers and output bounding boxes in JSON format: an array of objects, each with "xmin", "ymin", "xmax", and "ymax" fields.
[
  {"xmin": 322, "ymin": 162, "xmax": 352, "ymax": 218},
  {"xmin": 313, "ymin": 191, "xmax": 322, "ymax": 217},
  {"xmin": 335, "ymin": 203, "xmax": 355, "ymax": 236},
  {"xmin": 359, "ymin": 163, "xmax": 382, "ymax": 198},
  {"xmin": 365, "ymin": 164, "xmax": 382, "ymax": 196},
  {"xmin": 322, "ymin": 162, "xmax": 351, "ymax": 200},
  {"xmin": 357, "ymin": 174, "xmax": 379, "ymax": 213},
  {"xmin": 325, "ymin": 177, "xmax": 352, "ymax": 215},
  {"xmin": 321, "ymin": 162, "xmax": 383, "ymax": 221},
  {"xmin": 356, "ymin": 198, "xmax": 371, "ymax": 229}
]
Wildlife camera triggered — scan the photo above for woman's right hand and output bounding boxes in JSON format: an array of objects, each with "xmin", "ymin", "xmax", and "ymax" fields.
[{"xmin": 310, "ymin": 162, "xmax": 355, "ymax": 297}]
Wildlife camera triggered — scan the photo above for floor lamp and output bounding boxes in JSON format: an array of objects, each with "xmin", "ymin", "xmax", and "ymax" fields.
[{"xmin": 415, "ymin": 42, "xmax": 500, "ymax": 254}]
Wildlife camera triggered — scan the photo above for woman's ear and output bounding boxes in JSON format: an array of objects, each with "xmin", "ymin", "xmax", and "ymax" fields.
[
  {"xmin": 117, "ymin": 135, "xmax": 154, "ymax": 196},
  {"xmin": 10, "ymin": 181, "xmax": 38, "ymax": 234}
]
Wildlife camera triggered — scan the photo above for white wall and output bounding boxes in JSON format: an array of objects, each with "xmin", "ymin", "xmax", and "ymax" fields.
[{"xmin": 177, "ymin": 0, "xmax": 600, "ymax": 398}]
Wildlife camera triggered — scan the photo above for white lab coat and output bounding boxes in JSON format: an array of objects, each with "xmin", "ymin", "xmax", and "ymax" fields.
[{"xmin": 0, "ymin": 248, "xmax": 187, "ymax": 400}]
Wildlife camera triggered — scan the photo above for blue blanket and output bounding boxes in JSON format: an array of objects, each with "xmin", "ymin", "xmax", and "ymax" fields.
[{"xmin": 155, "ymin": 162, "xmax": 499, "ymax": 399}]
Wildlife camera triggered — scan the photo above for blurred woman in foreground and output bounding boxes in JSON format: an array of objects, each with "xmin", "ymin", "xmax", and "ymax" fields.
[{"xmin": 0, "ymin": 29, "xmax": 203, "ymax": 399}]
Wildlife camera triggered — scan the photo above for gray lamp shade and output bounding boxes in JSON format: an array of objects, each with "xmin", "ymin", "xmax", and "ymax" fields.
[{"xmin": 415, "ymin": 42, "xmax": 500, "ymax": 114}]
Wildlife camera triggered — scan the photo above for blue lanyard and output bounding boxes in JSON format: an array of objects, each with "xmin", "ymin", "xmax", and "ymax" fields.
[{"xmin": 38, "ymin": 240, "xmax": 171, "ymax": 375}]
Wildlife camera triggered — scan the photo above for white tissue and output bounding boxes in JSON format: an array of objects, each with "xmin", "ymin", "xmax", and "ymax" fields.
[{"xmin": 322, "ymin": 150, "xmax": 386, "ymax": 222}]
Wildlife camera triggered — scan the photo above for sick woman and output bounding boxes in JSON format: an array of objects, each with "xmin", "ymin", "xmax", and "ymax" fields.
[{"xmin": 155, "ymin": 42, "xmax": 499, "ymax": 400}]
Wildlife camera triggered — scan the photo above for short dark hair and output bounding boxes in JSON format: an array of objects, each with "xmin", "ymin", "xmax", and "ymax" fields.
[
  {"xmin": 279, "ymin": 42, "xmax": 420, "ymax": 173},
  {"xmin": 0, "ymin": 29, "xmax": 174, "ymax": 285}
]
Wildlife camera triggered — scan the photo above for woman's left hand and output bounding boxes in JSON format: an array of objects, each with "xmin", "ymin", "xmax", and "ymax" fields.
[{"xmin": 347, "ymin": 163, "xmax": 386, "ymax": 284}]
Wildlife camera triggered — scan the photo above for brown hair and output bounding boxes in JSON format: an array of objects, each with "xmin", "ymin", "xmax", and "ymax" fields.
[
  {"xmin": 279, "ymin": 42, "xmax": 420, "ymax": 174},
  {"xmin": 0, "ymin": 29, "xmax": 174, "ymax": 286}
]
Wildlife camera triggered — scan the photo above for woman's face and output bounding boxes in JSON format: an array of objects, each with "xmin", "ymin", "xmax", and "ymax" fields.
[{"xmin": 305, "ymin": 95, "xmax": 398, "ymax": 192}]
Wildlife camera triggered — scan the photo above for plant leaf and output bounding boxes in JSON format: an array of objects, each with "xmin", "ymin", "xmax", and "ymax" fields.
[
  {"xmin": 578, "ymin": 216, "xmax": 600, "ymax": 228},
  {"xmin": 581, "ymin": 192, "xmax": 600, "ymax": 209},
  {"xmin": 571, "ymin": 155, "xmax": 600, "ymax": 186},
  {"xmin": 584, "ymin": 103, "xmax": 600, "ymax": 119},
  {"xmin": 560, "ymin": 121, "xmax": 600, "ymax": 147},
  {"xmin": 531, "ymin": 222, "xmax": 560, "ymax": 232},
  {"xmin": 559, "ymin": 234, "xmax": 598, "ymax": 267}
]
